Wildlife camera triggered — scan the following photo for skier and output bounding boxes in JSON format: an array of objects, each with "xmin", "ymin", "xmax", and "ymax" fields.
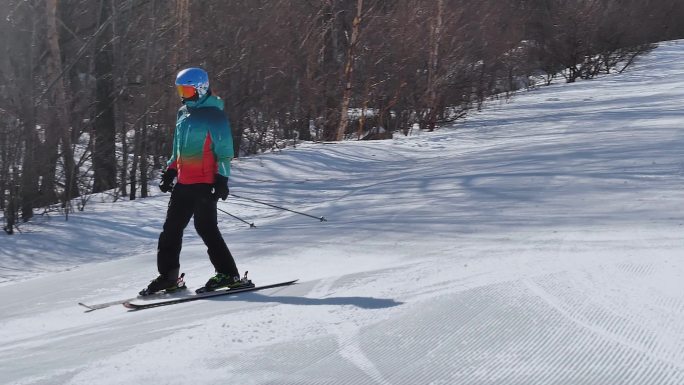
[{"xmin": 140, "ymin": 67, "xmax": 247, "ymax": 296}]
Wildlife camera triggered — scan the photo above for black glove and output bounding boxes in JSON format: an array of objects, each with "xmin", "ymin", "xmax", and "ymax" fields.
[
  {"xmin": 213, "ymin": 174, "xmax": 229, "ymax": 201},
  {"xmin": 159, "ymin": 168, "xmax": 177, "ymax": 193}
]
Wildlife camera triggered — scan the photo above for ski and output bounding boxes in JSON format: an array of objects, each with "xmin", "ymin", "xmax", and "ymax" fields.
[
  {"xmin": 79, "ymin": 298, "xmax": 133, "ymax": 312},
  {"xmin": 122, "ymin": 279, "xmax": 298, "ymax": 310},
  {"xmin": 79, "ymin": 274, "xmax": 189, "ymax": 312},
  {"xmin": 78, "ymin": 288, "xmax": 189, "ymax": 312}
]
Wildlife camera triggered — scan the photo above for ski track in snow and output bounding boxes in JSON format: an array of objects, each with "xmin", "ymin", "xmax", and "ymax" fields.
[{"xmin": 2, "ymin": 41, "xmax": 684, "ymax": 384}]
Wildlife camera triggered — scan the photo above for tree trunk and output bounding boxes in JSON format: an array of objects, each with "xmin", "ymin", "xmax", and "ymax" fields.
[
  {"xmin": 336, "ymin": 0, "xmax": 363, "ymax": 141},
  {"xmin": 19, "ymin": 14, "xmax": 39, "ymax": 220},
  {"xmin": 175, "ymin": 0, "xmax": 190, "ymax": 66},
  {"xmin": 113, "ymin": 0, "xmax": 133, "ymax": 199},
  {"xmin": 19, "ymin": 84, "xmax": 39, "ymax": 220},
  {"xmin": 140, "ymin": 0, "xmax": 158, "ymax": 199},
  {"xmin": 4, "ymin": 168, "xmax": 18, "ymax": 234},
  {"xmin": 45, "ymin": 0, "xmax": 79, "ymax": 215},
  {"xmin": 425, "ymin": 0, "xmax": 444, "ymax": 132},
  {"xmin": 129, "ymin": 0, "xmax": 156, "ymax": 200},
  {"xmin": 321, "ymin": 0, "xmax": 342, "ymax": 141},
  {"xmin": 92, "ymin": 0, "xmax": 117, "ymax": 193}
]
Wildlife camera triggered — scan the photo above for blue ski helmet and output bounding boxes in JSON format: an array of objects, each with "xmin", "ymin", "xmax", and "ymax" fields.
[{"xmin": 175, "ymin": 67, "xmax": 209, "ymax": 101}]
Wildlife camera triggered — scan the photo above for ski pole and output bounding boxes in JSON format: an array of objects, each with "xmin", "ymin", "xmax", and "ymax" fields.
[
  {"xmin": 217, "ymin": 207, "xmax": 256, "ymax": 228},
  {"xmin": 229, "ymin": 193, "xmax": 327, "ymax": 222}
]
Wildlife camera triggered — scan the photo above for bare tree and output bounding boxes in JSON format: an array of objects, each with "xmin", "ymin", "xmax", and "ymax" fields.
[
  {"xmin": 9, "ymin": 2, "xmax": 41, "ymax": 221},
  {"xmin": 92, "ymin": 0, "xmax": 117, "ymax": 193},
  {"xmin": 424, "ymin": 0, "xmax": 445, "ymax": 132},
  {"xmin": 45, "ymin": 0, "xmax": 79, "ymax": 215},
  {"xmin": 336, "ymin": 0, "xmax": 366, "ymax": 140}
]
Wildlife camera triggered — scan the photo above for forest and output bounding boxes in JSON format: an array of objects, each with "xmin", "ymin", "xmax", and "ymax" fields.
[{"xmin": 1, "ymin": 0, "xmax": 683, "ymax": 233}]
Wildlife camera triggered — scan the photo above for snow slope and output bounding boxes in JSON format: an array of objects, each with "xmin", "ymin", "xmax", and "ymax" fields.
[{"xmin": 2, "ymin": 41, "xmax": 684, "ymax": 385}]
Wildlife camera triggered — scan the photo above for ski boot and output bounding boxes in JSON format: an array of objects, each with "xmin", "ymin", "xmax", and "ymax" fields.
[
  {"xmin": 139, "ymin": 272, "xmax": 187, "ymax": 296},
  {"xmin": 196, "ymin": 271, "xmax": 254, "ymax": 294}
]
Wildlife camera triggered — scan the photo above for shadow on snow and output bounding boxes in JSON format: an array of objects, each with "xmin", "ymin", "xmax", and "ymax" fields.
[{"xmin": 210, "ymin": 292, "xmax": 404, "ymax": 310}]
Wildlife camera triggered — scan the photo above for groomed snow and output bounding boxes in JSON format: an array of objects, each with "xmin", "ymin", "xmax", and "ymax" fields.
[{"xmin": 2, "ymin": 41, "xmax": 684, "ymax": 385}]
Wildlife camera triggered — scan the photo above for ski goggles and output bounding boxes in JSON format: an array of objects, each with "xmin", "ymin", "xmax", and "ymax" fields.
[{"xmin": 176, "ymin": 85, "xmax": 197, "ymax": 99}]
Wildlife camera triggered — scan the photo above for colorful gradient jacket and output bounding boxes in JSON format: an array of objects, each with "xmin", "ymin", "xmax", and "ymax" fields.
[{"xmin": 166, "ymin": 94, "xmax": 234, "ymax": 184}]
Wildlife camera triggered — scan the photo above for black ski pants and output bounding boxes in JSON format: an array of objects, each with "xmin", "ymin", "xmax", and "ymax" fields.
[{"xmin": 157, "ymin": 183, "xmax": 239, "ymax": 278}]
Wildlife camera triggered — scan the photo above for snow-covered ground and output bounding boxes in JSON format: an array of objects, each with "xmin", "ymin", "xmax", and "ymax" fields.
[{"xmin": 2, "ymin": 41, "xmax": 684, "ymax": 385}]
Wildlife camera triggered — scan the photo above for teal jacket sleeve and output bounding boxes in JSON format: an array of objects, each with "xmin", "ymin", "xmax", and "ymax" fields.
[
  {"xmin": 166, "ymin": 125, "xmax": 179, "ymax": 170},
  {"xmin": 210, "ymin": 111, "xmax": 234, "ymax": 178}
]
